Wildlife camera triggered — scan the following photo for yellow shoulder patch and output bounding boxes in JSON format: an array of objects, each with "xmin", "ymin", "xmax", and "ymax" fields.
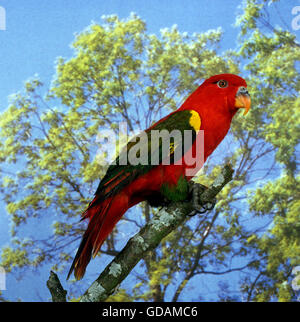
[
  {"xmin": 189, "ymin": 110, "xmax": 201, "ymax": 132},
  {"xmin": 169, "ymin": 141, "xmax": 175, "ymax": 154}
]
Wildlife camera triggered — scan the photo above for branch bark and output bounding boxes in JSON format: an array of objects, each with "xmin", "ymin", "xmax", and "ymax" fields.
[
  {"xmin": 79, "ymin": 164, "xmax": 234, "ymax": 302},
  {"xmin": 46, "ymin": 271, "xmax": 67, "ymax": 302}
]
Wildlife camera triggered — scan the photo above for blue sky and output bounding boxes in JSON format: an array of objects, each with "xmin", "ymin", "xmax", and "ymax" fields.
[
  {"xmin": 0, "ymin": 0, "xmax": 243, "ymax": 110},
  {"xmin": 0, "ymin": 0, "xmax": 298, "ymax": 301}
]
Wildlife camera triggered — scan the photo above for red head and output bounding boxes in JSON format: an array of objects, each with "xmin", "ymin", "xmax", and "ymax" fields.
[
  {"xmin": 181, "ymin": 73, "xmax": 251, "ymax": 117},
  {"xmin": 179, "ymin": 73, "xmax": 251, "ymax": 163}
]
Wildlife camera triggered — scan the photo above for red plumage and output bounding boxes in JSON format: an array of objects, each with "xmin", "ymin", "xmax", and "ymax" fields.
[{"xmin": 68, "ymin": 73, "xmax": 250, "ymax": 280}]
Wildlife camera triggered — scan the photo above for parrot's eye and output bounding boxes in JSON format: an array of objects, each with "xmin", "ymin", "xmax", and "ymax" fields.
[{"xmin": 217, "ymin": 80, "xmax": 228, "ymax": 88}]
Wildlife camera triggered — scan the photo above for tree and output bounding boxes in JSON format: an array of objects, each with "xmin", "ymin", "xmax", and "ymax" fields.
[
  {"xmin": 0, "ymin": 1, "xmax": 299, "ymax": 301},
  {"xmin": 232, "ymin": 0, "xmax": 300, "ymax": 301}
]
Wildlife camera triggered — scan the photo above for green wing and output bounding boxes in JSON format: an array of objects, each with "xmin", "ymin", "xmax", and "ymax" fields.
[{"xmin": 95, "ymin": 109, "xmax": 201, "ymax": 199}]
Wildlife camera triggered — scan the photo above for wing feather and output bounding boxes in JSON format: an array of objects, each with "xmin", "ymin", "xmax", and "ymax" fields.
[{"xmin": 95, "ymin": 110, "xmax": 201, "ymax": 198}]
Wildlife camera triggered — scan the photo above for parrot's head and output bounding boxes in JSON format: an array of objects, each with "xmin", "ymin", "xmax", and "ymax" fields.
[{"xmin": 201, "ymin": 73, "xmax": 251, "ymax": 116}]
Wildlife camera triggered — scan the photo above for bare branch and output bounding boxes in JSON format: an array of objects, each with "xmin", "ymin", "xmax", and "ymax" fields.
[{"xmin": 46, "ymin": 271, "xmax": 67, "ymax": 302}]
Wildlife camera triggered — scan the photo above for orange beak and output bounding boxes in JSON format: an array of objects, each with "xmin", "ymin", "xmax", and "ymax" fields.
[{"xmin": 235, "ymin": 87, "xmax": 251, "ymax": 115}]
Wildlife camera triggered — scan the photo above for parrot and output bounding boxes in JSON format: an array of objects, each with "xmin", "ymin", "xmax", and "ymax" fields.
[{"xmin": 67, "ymin": 73, "xmax": 251, "ymax": 280}]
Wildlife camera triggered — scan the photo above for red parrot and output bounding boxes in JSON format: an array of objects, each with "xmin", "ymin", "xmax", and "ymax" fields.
[{"xmin": 67, "ymin": 73, "xmax": 251, "ymax": 280}]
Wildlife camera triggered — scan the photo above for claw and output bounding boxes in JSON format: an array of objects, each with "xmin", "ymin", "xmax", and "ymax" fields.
[{"xmin": 188, "ymin": 181, "xmax": 216, "ymax": 217}]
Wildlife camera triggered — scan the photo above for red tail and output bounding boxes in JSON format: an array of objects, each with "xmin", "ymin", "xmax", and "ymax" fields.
[{"xmin": 67, "ymin": 193, "xmax": 128, "ymax": 280}]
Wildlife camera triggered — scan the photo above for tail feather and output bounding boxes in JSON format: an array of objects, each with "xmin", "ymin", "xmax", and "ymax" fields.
[
  {"xmin": 67, "ymin": 193, "xmax": 128, "ymax": 280},
  {"xmin": 91, "ymin": 198, "xmax": 113, "ymax": 258}
]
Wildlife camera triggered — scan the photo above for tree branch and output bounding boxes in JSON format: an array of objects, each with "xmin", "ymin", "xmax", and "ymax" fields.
[
  {"xmin": 79, "ymin": 163, "xmax": 234, "ymax": 302},
  {"xmin": 46, "ymin": 271, "xmax": 67, "ymax": 302}
]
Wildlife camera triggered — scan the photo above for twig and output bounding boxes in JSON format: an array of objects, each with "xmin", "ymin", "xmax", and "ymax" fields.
[{"xmin": 46, "ymin": 271, "xmax": 67, "ymax": 302}]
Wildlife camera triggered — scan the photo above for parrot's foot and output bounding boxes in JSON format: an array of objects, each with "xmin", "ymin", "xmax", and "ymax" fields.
[{"xmin": 188, "ymin": 181, "xmax": 216, "ymax": 217}]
